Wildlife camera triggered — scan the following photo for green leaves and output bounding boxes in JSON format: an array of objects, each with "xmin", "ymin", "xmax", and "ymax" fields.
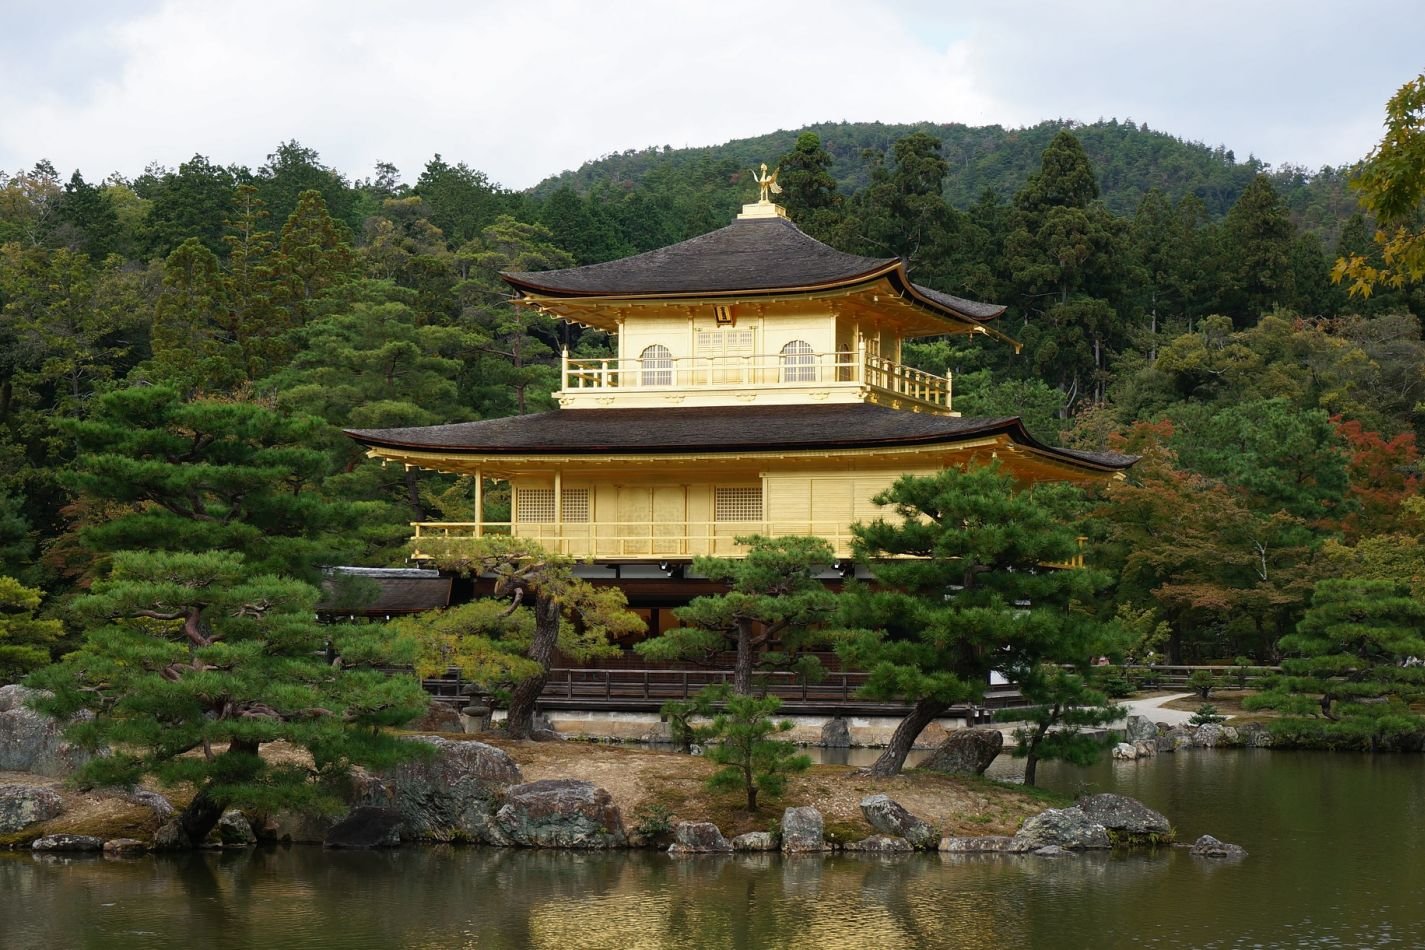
[
  {"xmin": 700, "ymin": 688, "xmax": 810, "ymax": 812},
  {"xmin": 1246, "ymin": 578, "xmax": 1425, "ymax": 749}
]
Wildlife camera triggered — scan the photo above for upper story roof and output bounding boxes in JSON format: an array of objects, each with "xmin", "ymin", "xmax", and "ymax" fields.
[{"xmin": 502, "ymin": 216, "xmax": 1006, "ymax": 329}]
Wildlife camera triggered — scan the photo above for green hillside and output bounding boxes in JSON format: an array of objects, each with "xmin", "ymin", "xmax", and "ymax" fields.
[{"xmin": 532, "ymin": 119, "xmax": 1356, "ymax": 238}]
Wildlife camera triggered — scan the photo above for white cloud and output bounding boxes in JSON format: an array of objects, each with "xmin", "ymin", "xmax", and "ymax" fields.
[{"xmin": 0, "ymin": 0, "xmax": 1417, "ymax": 187}]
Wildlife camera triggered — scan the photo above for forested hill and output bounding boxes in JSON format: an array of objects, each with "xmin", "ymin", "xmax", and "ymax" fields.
[{"xmin": 532, "ymin": 119, "xmax": 1356, "ymax": 239}]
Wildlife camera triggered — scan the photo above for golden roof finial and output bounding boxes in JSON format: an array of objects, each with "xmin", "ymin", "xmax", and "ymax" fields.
[
  {"xmin": 738, "ymin": 162, "xmax": 789, "ymax": 220},
  {"xmin": 752, "ymin": 163, "xmax": 782, "ymax": 203}
]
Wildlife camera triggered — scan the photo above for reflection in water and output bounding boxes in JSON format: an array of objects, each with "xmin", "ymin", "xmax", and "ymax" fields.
[{"xmin": 2, "ymin": 752, "xmax": 1423, "ymax": 949}]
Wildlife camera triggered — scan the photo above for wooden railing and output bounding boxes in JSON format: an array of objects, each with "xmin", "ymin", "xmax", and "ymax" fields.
[
  {"xmin": 420, "ymin": 667, "xmax": 1026, "ymax": 717},
  {"xmin": 411, "ymin": 519, "xmax": 858, "ymax": 560},
  {"xmin": 560, "ymin": 348, "xmax": 952, "ymax": 410}
]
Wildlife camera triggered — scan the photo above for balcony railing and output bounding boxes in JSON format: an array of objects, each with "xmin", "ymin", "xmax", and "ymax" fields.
[
  {"xmin": 410, "ymin": 523, "xmax": 1088, "ymax": 568},
  {"xmin": 411, "ymin": 519, "xmax": 858, "ymax": 560},
  {"xmin": 559, "ymin": 348, "xmax": 952, "ymax": 411}
]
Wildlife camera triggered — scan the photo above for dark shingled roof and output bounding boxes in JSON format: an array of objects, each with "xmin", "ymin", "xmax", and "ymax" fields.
[
  {"xmin": 502, "ymin": 217, "xmax": 1005, "ymax": 322},
  {"xmin": 345, "ymin": 404, "xmax": 1136, "ymax": 470},
  {"xmin": 318, "ymin": 567, "xmax": 452, "ymax": 615}
]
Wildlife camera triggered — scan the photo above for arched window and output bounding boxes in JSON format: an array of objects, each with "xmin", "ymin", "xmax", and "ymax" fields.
[
  {"xmin": 640, "ymin": 344, "xmax": 673, "ymax": 386},
  {"xmin": 780, "ymin": 340, "xmax": 815, "ymax": 383}
]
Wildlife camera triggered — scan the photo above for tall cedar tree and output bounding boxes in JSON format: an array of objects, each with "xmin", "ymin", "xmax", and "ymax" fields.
[
  {"xmin": 838, "ymin": 464, "xmax": 1120, "ymax": 776},
  {"xmin": 1245, "ymin": 578, "xmax": 1425, "ymax": 750},
  {"xmin": 414, "ymin": 537, "xmax": 642, "ymax": 738},
  {"xmin": 34, "ymin": 388, "xmax": 426, "ymax": 844},
  {"xmin": 635, "ymin": 535, "xmax": 839, "ymax": 695}
]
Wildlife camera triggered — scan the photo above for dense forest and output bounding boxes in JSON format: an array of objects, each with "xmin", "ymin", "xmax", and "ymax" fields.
[{"xmin": 1, "ymin": 98, "xmax": 1423, "ymax": 680}]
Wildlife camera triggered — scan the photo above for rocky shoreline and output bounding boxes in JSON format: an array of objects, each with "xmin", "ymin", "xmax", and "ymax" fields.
[{"xmin": 0, "ymin": 684, "xmax": 1261, "ymax": 859}]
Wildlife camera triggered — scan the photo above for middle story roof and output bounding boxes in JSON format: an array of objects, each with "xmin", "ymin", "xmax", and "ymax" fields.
[{"xmin": 346, "ymin": 403, "xmax": 1135, "ymax": 481}]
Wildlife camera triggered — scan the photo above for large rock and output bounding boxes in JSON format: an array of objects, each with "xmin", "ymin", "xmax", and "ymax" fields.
[
  {"xmin": 732, "ymin": 831, "xmax": 778, "ymax": 851},
  {"xmin": 102, "ymin": 838, "xmax": 147, "ymax": 856},
  {"xmin": 0, "ymin": 783, "xmax": 64, "ymax": 833},
  {"xmin": 668, "ymin": 821, "xmax": 732, "ymax": 853},
  {"xmin": 355, "ymin": 736, "xmax": 522, "ymax": 843},
  {"xmin": 1194, "ymin": 723, "xmax": 1226, "ymax": 748},
  {"xmin": 1111, "ymin": 742, "xmax": 1138, "ymax": 760},
  {"xmin": 780, "ymin": 806, "xmax": 829, "ymax": 853},
  {"xmin": 1190, "ymin": 834, "xmax": 1248, "ymax": 858},
  {"xmin": 859, "ymin": 794, "xmax": 938, "ymax": 850},
  {"xmin": 0, "ymin": 685, "xmax": 94, "ymax": 777},
  {"xmin": 409, "ymin": 701, "xmax": 464, "ymax": 734},
  {"xmin": 820, "ymin": 717, "xmax": 851, "ymax": 748},
  {"xmin": 1123, "ymin": 715, "xmax": 1159, "ymax": 744},
  {"xmin": 324, "ymin": 806, "xmax": 403, "ymax": 849},
  {"xmin": 32, "ymin": 834, "xmax": 102, "ymax": 852},
  {"xmin": 1015, "ymin": 807, "xmax": 1112, "ymax": 850},
  {"xmin": 940, "ymin": 835, "xmax": 1035, "ymax": 853},
  {"xmin": 1237, "ymin": 722, "xmax": 1274, "ymax": 748},
  {"xmin": 844, "ymin": 834, "xmax": 913, "ymax": 853},
  {"xmin": 259, "ymin": 811, "xmax": 338, "ymax": 845},
  {"xmin": 920, "ymin": 728, "xmax": 1003, "ymax": 776},
  {"xmin": 1076, "ymin": 793, "xmax": 1172, "ymax": 842},
  {"xmin": 216, "ymin": 809, "xmax": 257, "ymax": 847},
  {"xmin": 489, "ymin": 779, "xmax": 626, "ymax": 849}
]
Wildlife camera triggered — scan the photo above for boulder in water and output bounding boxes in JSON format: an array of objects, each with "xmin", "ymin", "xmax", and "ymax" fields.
[
  {"xmin": 355, "ymin": 735, "xmax": 522, "ymax": 843},
  {"xmin": 325, "ymin": 806, "xmax": 403, "ymax": 849},
  {"xmin": 780, "ymin": 806, "xmax": 830, "ymax": 853},
  {"xmin": 1015, "ymin": 807, "xmax": 1111, "ymax": 850},
  {"xmin": 668, "ymin": 821, "xmax": 732, "ymax": 853},
  {"xmin": 489, "ymin": 779, "xmax": 627, "ymax": 849},
  {"xmin": 859, "ymin": 794, "xmax": 937, "ymax": 850}
]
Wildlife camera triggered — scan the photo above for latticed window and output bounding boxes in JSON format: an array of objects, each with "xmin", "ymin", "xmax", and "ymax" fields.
[
  {"xmin": 515, "ymin": 487, "xmax": 590, "ymax": 523},
  {"xmin": 780, "ymin": 339, "xmax": 815, "ymax": 383},
  {"xmin": 714, "ymin": 487, "xmax": 763, "ymax": 522},
  {"xmin": 516, "ymin": 488, "xmax": 556, "ymax": 523},
  {"xmin": 561, "ymin": 488, "xmax": 590, "ymax": 522},
  {"xmin": 640, "ymin": 344, "xmax": 673, "ymax": 386}
]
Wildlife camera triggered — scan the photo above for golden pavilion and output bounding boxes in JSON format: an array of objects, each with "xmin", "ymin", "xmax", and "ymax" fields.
[{"xmin": 345, "ymin": 191, "xmax": 1133, "ymax": 583}]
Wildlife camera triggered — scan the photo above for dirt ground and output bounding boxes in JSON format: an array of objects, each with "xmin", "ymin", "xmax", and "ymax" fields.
[{"xmin": 483, "ymin": 738, "xmax": 1061, "ymax": 841}]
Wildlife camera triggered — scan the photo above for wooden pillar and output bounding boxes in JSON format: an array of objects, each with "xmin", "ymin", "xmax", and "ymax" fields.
[
  {"xmin": 473, "ymin": 468, "xmax": 483, "ymax": 538},
  {"xmin": 554, "ymin": 469, "xmax": 563, "ymax": 554}
]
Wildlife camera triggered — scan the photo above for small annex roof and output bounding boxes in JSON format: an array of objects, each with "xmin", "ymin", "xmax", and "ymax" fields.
[
  {"xmin": 502, "ymin": 216, "xmax": 1006, "ymax": 327},
  {"xmin": 345, "ymin": 403, "xmax": 1135, "ymax": 472}
]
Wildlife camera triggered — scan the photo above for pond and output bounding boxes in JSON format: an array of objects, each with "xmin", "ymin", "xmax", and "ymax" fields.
[{"xmin": 3, "ymin": 750, "xmax": 1423, "ymax": 949}]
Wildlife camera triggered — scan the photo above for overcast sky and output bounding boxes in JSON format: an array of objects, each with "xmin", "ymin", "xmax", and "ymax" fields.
[{"xmin": 1, "ymin": 1, "xmax": 1420, "ymax": 190}]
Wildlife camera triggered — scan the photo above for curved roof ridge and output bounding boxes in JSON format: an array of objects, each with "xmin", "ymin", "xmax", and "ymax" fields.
[{"xmin": 502, "ymin": 216, "xmax": 894, "ymax": 298}]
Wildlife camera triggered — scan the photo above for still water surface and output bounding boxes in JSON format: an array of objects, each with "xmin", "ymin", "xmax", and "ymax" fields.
[{"xmin": 3, "ymin": 750, "xmax": 1422, "ymax": 949}]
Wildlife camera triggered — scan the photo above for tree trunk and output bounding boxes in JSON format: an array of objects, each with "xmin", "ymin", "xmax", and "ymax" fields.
[
  {"xmin": 175, "ymin": 787, "xmax": 226, "ymax": 847},
  {"xmin": 505, "ymin": 592, "xmax": 561, "ymax": 739},
  {"xmin": 747, "ymin": 780, "xmax": 758, "ymax": 812},
  {"xmin": 863, "ymin": 697, "xmax": 948, "ymax": 777},
  {"xmin": 734, "ymin": 621, "xmax": 755, "ymax": 695},
  {"xmin": 1023, "ymin": 751, "xmax": 1040, "ymax": 787},
  {"xmin": 404, "ymin": 467, "xmax": 426, "ymax": 521}
]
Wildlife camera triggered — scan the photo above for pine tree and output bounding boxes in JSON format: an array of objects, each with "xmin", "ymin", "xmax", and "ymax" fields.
[
  {"xmin": 838, "ymin": 464, "xmax": 1122, "ymax": 776},
  {"xmin": 414, "ymin": 537, "xmax": 642, "ymax": 738},
  {"xmin": 635, "ymin": 536, "xmax": 838, "ymax": 695},
  {"xmin": 701, "ymin": 688, "xmax": 810, "ymax": 811},
  {"xmin": 1245, "ymin": 578, "xmax": 1425, "ymax": 750},
  {"xmin": 33, "ymin": 387, "xmax": 427, "ymax": 844},
  {"xmin": 31, "ymin": 550, "xmax": 425, "ymax": 844}
]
